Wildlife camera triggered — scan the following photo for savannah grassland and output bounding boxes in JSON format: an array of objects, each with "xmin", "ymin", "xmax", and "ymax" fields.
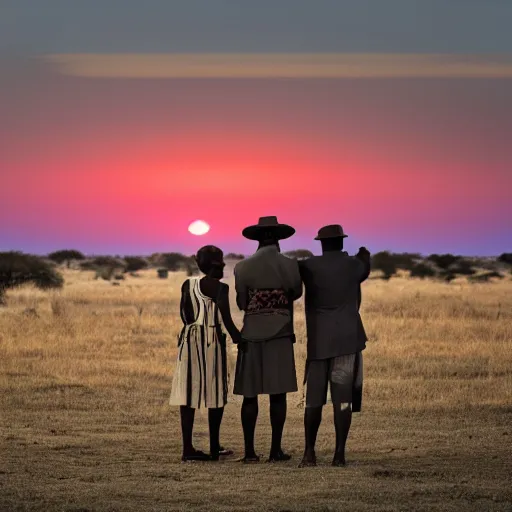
[{"xmin": 1, "ymin": 266, "xmax": 511, "ymax": 512}]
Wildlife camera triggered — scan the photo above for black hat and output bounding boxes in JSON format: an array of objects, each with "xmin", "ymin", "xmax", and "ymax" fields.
[
  {"xmin": 242, "ymin": 216, "xmax": 295, "ymax": 241},
  {"xmin": 314, "ymin": 224, "xmax": 348, "ymax": 240}
]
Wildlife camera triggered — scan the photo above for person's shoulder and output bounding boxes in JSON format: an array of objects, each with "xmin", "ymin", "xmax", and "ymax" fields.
[{"xmin": 234, "ymin": 258, "xmax": 247, "ymax": 273}]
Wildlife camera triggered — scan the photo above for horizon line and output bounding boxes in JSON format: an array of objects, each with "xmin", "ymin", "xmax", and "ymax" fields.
[{"xmin": 42, "ymin": 53, "xmax": 512, "ymax": 79}]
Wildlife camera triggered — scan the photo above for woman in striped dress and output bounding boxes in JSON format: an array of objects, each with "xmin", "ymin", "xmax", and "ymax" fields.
[{"xmin": 170, "ymin": 245, "xmax": 242, "ymax": 461}]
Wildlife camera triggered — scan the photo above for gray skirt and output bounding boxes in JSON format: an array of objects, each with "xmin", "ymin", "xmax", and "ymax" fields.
[{"xmin": 233, "ymin": 336, "xmax": 298, "ymax": 397}]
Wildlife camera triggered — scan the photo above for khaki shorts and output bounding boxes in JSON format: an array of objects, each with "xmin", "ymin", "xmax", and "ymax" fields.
[{"xmin": 305, "ymin": 352, "xmax": 363, "ymax": 408}]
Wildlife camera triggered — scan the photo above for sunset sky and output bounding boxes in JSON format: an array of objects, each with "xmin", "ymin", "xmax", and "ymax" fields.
[{"xmin": 1, "ymin": 1, "xmax": 511, "ymax": 256}]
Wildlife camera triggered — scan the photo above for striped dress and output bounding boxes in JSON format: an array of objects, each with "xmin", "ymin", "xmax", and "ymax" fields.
[{"xmin": 169, "ymin": 277, "xmax": 228, "ymax": 409}]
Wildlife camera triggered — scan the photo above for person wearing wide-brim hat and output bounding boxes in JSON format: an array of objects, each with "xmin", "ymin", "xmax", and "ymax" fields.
[
  {"xmin": 297, "ymin": 224, "xmax": 371, "ymax": 468},
  {"xmin": 233, "ymin": 216, "xmax": 303, "ymax": 463}
]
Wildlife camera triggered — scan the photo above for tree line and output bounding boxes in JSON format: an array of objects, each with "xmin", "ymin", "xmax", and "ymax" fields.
[{"xmin": 1, "ymin": 250, "xmax": 511, "ymax": 305}]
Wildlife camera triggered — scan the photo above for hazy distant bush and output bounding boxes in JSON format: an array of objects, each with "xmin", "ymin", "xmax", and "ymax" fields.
[
  {"xmin": 371, "ymin": 251, "xmax": 398, "ymax": 280},
  {"xmin": 157, "ymin": 268, "xmax": 169, "ymax": 279},
  {"xmin": 389, "ymin": 253, "xmax": 422, "ymax": 271},
  {"xmin": 468, "ymin": 270, "xmax": 505, "ymax": 283},
  {"xmin": 410, "ymin": 262, "xmax": 436, "ymax": 279},
  {"xmin": 439, "ymin": 271, "xmax": 457, "ymax": 283},
  {"xmin": 225, "ymin": 253, "xmax": 245, "ymax": 260},
  {"xmin": 427, "ymin": 254, "xmax": 460, "ymax": 270},
  {"xmin": 0, "ymin": 252, "xmax": 64, "ymax": 304},
  {"xmin": 185, "ymin": 259, "xmax": 200, "ymax": 276},
  {"xmin": 284, "ymin": 249, "xmax": 314, "ymax": 260},
  {"xmin": 159, "ymin": 253, "xmax": 189, "ymax": 271},
  {"xmin": 48, "ymin": 249, "xmax": 85, "ymax": 268},
  {"xmin": 449, "ymin": 259, "xmax": 476, "ymax": 276},
  {"xmin": 123, "ymin": 256, "xmax": 148, "ymax": 272}
]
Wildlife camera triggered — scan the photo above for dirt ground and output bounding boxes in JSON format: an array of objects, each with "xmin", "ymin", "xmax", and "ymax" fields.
[{"xmin": 1, "ymin": 269, "xmax": 511, "ymax": 511}]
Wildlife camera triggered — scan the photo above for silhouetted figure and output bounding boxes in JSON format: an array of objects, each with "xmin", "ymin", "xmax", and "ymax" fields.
[
  {"xmin": 170, "ymin": 245, "xmax": 242, "ymax": 461},
  {"xmin": 233, "ymin": 216, "xmax": 303, "ymax": 463},
  {"xmin": 298, "ymin": 225, "xmax": 370, "ymax": 467}
]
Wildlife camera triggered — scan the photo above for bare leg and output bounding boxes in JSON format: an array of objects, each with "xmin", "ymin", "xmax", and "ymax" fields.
[{"xmin": 333, "ymin": 403, "xmax": 352, "ymax": 466}]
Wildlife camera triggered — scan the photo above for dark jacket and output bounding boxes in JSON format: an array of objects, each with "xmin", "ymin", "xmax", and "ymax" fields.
[
  {"xmin": 234, "ymin": 245, "xmax": 303, "ymax": 342},
  {"xmin": 299, "ymin": 251, "xmax": 370, "ymax": 360}
]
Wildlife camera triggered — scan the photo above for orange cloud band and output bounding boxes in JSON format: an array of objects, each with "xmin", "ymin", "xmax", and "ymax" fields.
[{"xmin": 42, "ymin": 53, "xmax": 512, "ymax": 78}]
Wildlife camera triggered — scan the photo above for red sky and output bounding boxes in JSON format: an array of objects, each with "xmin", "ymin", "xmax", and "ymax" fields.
[{"xmin": 1, "ymin": 59, "xmax": 511, "ymax": 256}]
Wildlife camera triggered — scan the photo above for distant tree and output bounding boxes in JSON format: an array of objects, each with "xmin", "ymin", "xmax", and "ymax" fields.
[
  {"xmin": 498, "ymin": 253, "xmax": 512, "ymax": 265},
  {"xmin": 160, "ymin": 252, "xmax": 189, "ymax": 271},
  {"xmin": 283, "ymin": 249, "xmax": 314, "ymax": 260},
  {"xmin": 371, "ymin": 251, "xmax": 397, "ymax": 280},
  {"xmin": 391, "ymin": 253, "xmax": 422, "ymax": 271},
  {"xmin": 449, "ymin": 259, "xmax": 476, "ymax": 276},
  {"xmin": 91, "ymin": 256, "xmax": 125, "ymax": 269},
  {"xmin": 410, "ymin": 262, "xmax": 436, "ymax": 279},
  {"xmin": 123, "ymin": 256, "xmax": 148, "ymax": 272},
  {"xmin": 0, "ymin": 252, "xmax": 64, "ymax": 304},
  {"xmin": 225, "ymin": 253, "xmax": 245, "ymax": 260},
  {"xmin": 185, "ymin": 258, "xmax": 200, "ymax": 276},
  {"xmin": 48, "ymin": 249, "xmax": 85, "ymax": 268},
  {"xmin": 427, "ymin": 254, "xmax": 460, "ymax": 270}
]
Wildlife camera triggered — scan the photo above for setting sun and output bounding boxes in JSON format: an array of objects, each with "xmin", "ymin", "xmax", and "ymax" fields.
[{"xmin": 188, "ymin": 220, "xmax": 210, "ymax": 236}]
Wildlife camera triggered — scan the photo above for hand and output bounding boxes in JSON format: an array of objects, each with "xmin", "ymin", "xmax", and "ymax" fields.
[{"xmin": 357, "ymin": 247, "xmax": 370, "ymax": 257}]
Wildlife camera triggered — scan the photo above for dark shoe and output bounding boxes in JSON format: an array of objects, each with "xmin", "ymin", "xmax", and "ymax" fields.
[
  {"xmin": 332, "ymin": 454, "xmax": 346, "ymax": 467},
  {"xmin": 267, "ymin": 450, "xmax": 292, "ymax": 463},
  {"xmin": 181, "ymin": 449, "xmax": 210, "ymax": 462},
  {"xmin": 298, "ymin": 451, "xmax": 317, "ymax": 468}
]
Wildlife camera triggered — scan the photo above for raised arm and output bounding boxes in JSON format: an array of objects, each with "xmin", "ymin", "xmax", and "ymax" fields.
[
  {"xmin": 355, "ymin": 247, "xmax": 371, "ymax": 283},
  {"xmin": 217, "ymin": 284, "xmax": 242, "ymax": 344}
]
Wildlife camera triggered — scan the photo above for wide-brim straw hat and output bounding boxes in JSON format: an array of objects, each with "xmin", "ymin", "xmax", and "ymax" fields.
[
  {"xmin": 314, "ymin": 224, "xmax": 348, "ymax": 240},
  {"xmin": 242, "ymin": 216, "xmax": 295, "ymax": 241}
]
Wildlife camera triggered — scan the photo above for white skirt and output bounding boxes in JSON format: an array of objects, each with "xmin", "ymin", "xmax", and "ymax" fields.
[{"xmin": 170, "ymin": 325, "xmax": 228, "ymax": 409}]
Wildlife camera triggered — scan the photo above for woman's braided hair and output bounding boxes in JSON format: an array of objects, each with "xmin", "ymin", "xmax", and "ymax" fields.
[{"xmin": 195, "ymin": 245, "xmax": 225, "ymax": 275}]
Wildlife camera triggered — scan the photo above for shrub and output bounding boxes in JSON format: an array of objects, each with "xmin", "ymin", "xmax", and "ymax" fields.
[
  {"xmin": 157, "ymin": 268, "xmax": 169, "ymax": 279},
  {"xmin": 410, "ymin": 262, "xmax": 436, "ymax": 279},
  {"xmin": 371, "ymin": 251, "xmax": 397, "ymax": 280},
  {"xmin": 468, "ymin": 271, "xmax": 504, "ymax": 283},
  {"xmin": 427, "ymin": 254, "xmax": 460, "ymax": 270},
  {"xmin": 225, "ymin": 253, "xmax": 245, "ymax": 260},
  {"xmin": 91, "ymin": 256, "xmax": 125, "ymax": 269},
  {"xmin": 160, "ymin": 253, "xmax": 189, "ymax": 271},
  {"xmin": 95, "ymin": 267, "xmax": 115, "ymax": 281},
  {"xmin": 391, "ymin": 253, "xmax": 422, "ymax": 271},
  {"xmin": 439, "ymin": 271, "xmax": 457, "ymax": 283},
  {"xmin": 0, "ymin": 252, "xmax": 64, "ymax": 303},
  {"xmin": 449, "ymin": 259, "xmax": 476, "ymax": 276},
  {"xmin": 124, "ymin": 256, "xmax": 148, "ymax": 272},
  {"xmin": 284, "ymin": 249, "xmax": 314, "ymax": 260},
  {"xmin": 48, "ymin": 249, "xmax": 85, "ymax": 268}
]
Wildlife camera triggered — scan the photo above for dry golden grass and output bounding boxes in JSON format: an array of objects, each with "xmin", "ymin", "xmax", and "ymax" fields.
[{"xmin": 1, "ymin": 267, "xmax": 511, "ymax": 511}]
